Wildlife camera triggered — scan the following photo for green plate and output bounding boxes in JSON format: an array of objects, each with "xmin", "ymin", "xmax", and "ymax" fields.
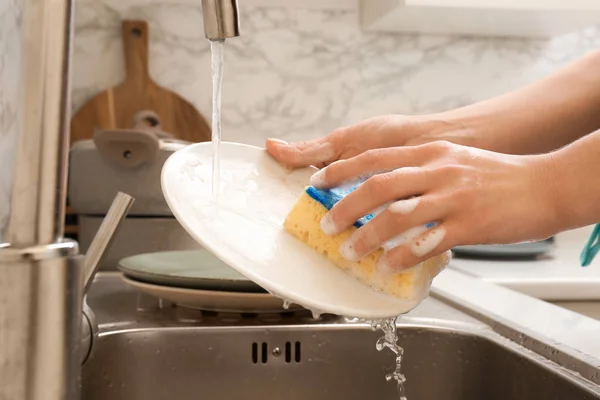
[{"xmin": 117, "ymin": 250, "xmax": 266, "ymax": 293}]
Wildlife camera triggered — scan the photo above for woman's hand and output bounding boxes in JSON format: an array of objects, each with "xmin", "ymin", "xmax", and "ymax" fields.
[
  {"xmin": 308, "ymin": 141, "xmax": 560, "ymax": 273},
  {"xmin": 266, "ymin": 114, "xmax": 469, "ymax": 169}
]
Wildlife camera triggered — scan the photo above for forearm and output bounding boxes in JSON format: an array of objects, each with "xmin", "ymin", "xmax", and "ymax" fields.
[
  {"xmin": 432, "ymin": 50, "xmax": 600, "ymax": 155},
  {"xmin": 550, "ymin": 130, "xmax": 600, "ymax": 231}
]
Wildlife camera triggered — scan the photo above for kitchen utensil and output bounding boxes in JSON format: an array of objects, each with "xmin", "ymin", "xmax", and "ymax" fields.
[
  {"xmin": 83, "ymin": 192, "xmax": 134, "ymax": 293},
  {"xmin": 161, "ymin": 141, "xmax": 448, "ymax": 319},
  {"xmin": 118, "ymin": 249, "xmax": 265, "ymax": 293},
  {"xmin": 70, "ymin": 20, "xmax": 211, "ymax": 145},
  {"xmin": 121, "ymin": 275, "xmax": 300, "ymax": 313}
]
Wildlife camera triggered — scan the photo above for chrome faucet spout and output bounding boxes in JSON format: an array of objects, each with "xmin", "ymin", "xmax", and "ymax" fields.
[{"xmin": 202, "ymin": 0, "xmax": 240, "ymax": 40}]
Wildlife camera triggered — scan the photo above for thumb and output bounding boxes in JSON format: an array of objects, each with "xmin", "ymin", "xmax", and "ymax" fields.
[{"xmin": 266, "ymin": 137, "xmax": 338, "ymax": 169}]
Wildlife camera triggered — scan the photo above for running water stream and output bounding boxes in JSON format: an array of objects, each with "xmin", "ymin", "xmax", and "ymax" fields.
[
  {"xmin": 367, "ymin": 318, "xmax": 407, "ymax": 400},
  {"xmin": 210, "ymin": 39, "xmax": 225, "ymax": 204}
]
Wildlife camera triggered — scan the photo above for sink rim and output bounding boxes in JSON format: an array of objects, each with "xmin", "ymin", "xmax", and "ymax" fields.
[{"xmin": 432, "ymin": 269, "xmax": 600, "ymax": 386}]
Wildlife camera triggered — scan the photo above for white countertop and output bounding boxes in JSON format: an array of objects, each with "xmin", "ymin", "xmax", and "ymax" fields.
[{"xmin": 448, "ymin": 225, "xmax": 600, "ymax": 301}]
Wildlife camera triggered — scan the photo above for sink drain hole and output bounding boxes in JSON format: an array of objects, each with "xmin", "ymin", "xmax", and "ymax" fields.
[
  {"xmin": 252, "ymin": 342, "xmax": 258, "ymax": 364},
  {"xmin": 261, "ymin": 342, "xmax": 268, "ymax": 363},
  {"xmin": 295, "ymin": 341, "xmax": 301, "ymax": 363},
  {"xmin": 285, "ymin": 342, "xmax": 291, "ymax": 362}
]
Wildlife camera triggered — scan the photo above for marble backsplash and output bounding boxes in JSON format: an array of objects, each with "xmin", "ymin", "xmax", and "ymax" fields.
[
  {"xmin": 1, "ymin": 0, "xmax": 600, "ymax": 240},
  {"xmin": 71, "ymin": 1, "xmax": 600, "ymax": 146}
]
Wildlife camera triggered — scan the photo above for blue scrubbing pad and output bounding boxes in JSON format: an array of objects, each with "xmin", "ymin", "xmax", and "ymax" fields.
[
  {"xmin": 305, "ymin": 183, "xmax": 375, "ymax": 228},
  {"xmin": 305, "ymin": 182, "xmax": 436, "ymax": 230}
]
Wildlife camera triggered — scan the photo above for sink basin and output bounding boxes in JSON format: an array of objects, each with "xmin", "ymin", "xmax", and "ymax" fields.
[
  {"xmin": 81, "ymin": 275, "xmax": 600, "ymax": 400},
  {"xmin": 82, "ymin": 324, "xmax": 599, "ymax": 400}
]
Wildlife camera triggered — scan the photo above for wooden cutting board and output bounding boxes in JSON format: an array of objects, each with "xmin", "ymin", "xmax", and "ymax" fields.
[{"xmin": 70, "ymin": 20, "xmax": 211, "ymax": 145}]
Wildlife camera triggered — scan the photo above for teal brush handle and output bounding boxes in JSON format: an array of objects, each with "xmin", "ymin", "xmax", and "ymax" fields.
[{"xmin": 580, "ymin": 223, "xmax": 600, "ymax": 267}]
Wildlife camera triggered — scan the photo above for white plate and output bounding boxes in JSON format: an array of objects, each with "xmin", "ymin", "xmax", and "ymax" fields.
[
  {"xmin": 121, "ymin": 275, "xmax": 299, "ymax": 313},
  {"xmin": 161, "ymin": 141, "xmax": 425, "ymax": 319}
]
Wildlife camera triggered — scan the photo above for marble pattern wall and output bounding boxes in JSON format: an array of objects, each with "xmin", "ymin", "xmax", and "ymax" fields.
[
  {"xmin": 2, "ymin": 0, "xmax": 600, "ymax": 239},
  {"xmin": 72, "ymin": 1, "xmax": 600, "ymax": 147},
  {"xmin": 0, "ymin": 0, "xmax": 22, "ymax": 242}
]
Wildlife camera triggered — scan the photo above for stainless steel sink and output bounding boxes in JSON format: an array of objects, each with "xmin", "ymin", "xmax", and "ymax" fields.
[
  {"xmin": 82, "ymin": 325, "xmax": 600, "ymax": 400},
  {"xmin": 81, "ymin": 274, "xmax": 600, "ymax": 400}
]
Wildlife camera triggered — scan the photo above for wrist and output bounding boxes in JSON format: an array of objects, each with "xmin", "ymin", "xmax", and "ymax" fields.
[
  {"xmin": 541, "ymin": 139, "xmax": 600, "ymax": 232},
  {"xmin": 527, "ymin": 153, "xmax": 566, "ymax": 236},
  {"xmin": 409, "ymin": 113, "xmax": 479, "ymax": 148}
]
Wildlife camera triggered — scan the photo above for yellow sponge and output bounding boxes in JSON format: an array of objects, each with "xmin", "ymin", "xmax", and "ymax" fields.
[{"xmin": 283, "ymin": 191, "xmax": 449, "ymax": 300}]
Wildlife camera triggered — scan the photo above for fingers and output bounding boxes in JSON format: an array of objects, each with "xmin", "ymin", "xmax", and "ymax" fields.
[
  {"xmin": 376, "ymin": 223, "xmax": 457, "ymax": 274},
  {"xmin": 320, "ymin": 168, "xmax": 437, "ymax": 235},
  {"xmin": 310, "ymin": 144, "xmax": 439, "ymax": 189},
  {"xmin": 339, "ymin": 196, "xmax": 449, "ymax": 261},
  {"xmin": 266, "ymin": 136, "xmax": 340, "ymax": 169}
]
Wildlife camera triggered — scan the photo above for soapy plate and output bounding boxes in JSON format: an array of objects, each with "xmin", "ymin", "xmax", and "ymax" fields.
[{"xmin": 161, "ymin": 142, "xmax": 426, "ymax": 319}]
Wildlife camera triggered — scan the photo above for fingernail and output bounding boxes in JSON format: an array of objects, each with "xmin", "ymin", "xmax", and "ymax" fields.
[
  {"xmin": 310, "ymin": 168, "xmax": 327, "ymax": 188},
  {"xmin": 376, "ymin": 252, "xmax": 397, "ymax": 275},
  {"xmin": 340, "ymin": 238, "xmax": 359, "ymax": 261},
  {"xmin": 268, "ymin": 138, "xmax": 289, "ymax": 146},
  {"xmin": 320, "ymin": 213, "xmax": 339, "ymax": 236}
]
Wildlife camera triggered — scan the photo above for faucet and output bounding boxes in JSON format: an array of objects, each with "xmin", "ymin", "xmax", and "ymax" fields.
[
  {"xmin": 202, "ymin": 0, "xmax": 241, "ymax": 40},
  {"xmin": 0, "ymin": 0, "xmax": 239, "ymax": 399}
]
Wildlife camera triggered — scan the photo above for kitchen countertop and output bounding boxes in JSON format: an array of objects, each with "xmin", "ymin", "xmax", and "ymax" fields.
[{"xmin": 448, "ymin": 225, "xmax": 600, "ymax": 301}]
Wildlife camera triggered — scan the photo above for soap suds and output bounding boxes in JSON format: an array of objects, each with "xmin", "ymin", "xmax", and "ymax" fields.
[
  {"xmin": 320, "ymin": 212, "xmax": 339, "ymax": 235},
  {"xmin": 411, "ymin": 226, "xmax": 446, "ymax": 257},
  {"xmin": 340, "ymin": 239, "xmax": 359, "ymax": 261},
  {"xmin": 382, "ymin": 225, "xmax": 429, "ymax": 251},
  {"xmin": 388, "ymin": 197, "xmax": 420, "ymax": 215},
  {"xmin": 375, "ymin": 252, "xmax": 396, "ymax": 275},
  {"xmin": 310, "ymin": 169, "xmax": 326, "ymax": 187}
]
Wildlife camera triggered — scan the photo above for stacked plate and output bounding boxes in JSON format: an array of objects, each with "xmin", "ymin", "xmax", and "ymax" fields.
[
  {"xmin": 118, "ymin": 249, "xmax": 300, "ymax": 313},
  {"xmin": 453, "ymin": 237, "xmax": 555, "ymax": 259}
]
